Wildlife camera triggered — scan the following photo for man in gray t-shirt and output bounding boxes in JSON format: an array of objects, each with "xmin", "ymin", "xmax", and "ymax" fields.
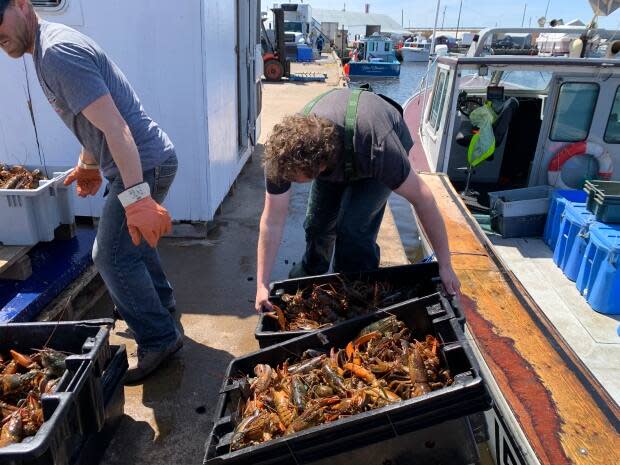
[
  {"xmin": 255, "ymin": 88, "xmax": 461, "ymax": 311},
  {"xmin": 0, "ymin": 0, "xmax": 181, "ymax": 383}
]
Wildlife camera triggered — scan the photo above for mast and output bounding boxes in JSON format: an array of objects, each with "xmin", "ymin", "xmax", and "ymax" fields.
[
  {"xmin": 455, "ymin": 0, "xmax": 463, "ymax": 42},
  {"xmin": 430, "ymin": 0, "xmax": 441, "ymax": 55}
]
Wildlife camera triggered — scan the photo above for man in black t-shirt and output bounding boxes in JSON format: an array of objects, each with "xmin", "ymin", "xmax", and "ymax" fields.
[{"xmin": 255, "ymin": 89, "xmax": 460, "ymax": 311}]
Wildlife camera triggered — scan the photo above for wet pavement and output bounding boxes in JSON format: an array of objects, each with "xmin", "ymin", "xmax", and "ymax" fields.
[{"xmin": 95, "ymin": 55, "xmax": 412, "ymax": 465}]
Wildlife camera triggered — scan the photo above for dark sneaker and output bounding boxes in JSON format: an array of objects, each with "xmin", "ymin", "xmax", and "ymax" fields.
[{"xmin": 124, "ymin": 336, "xmax": 183, "ymax": 385}]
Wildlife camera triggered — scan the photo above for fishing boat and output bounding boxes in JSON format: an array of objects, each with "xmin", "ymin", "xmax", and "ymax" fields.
[
  {"xmin": 346, "ymin": 33, "xmax": 401, "ymax": 78},
  {"xmin": 401, "ymin": 36, "xmax": 432, "ymax": 62},
  {"xmin": 403, "ymin": 24, "xmax": 620, "ymax": 465}
]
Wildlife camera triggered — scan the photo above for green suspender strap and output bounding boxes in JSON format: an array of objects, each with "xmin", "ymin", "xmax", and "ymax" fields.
[
  {"xmin": 302, "ymin": 88, "xmax": 365, "ymax": 182},
  {"xmin": 302, "ymin": 89, "xmax": 337, "ymax": 116},
  {"xmin": 343, "ymin": 88, "xmax": 364, "ymax": 181}
]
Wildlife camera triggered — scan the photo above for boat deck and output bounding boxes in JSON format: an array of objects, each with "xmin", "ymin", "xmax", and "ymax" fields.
[
  {"xmin": 418, "ymin": 172, "xmax": 620, "ymax": 465},
  {"xmin": 489, "ymin": 235, "xmax": 620, "ymax": 405}
]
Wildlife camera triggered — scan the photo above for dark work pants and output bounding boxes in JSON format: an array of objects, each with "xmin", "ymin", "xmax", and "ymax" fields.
[{"xmin": 290, "ymin": 177, "xmax": 391, "ymax": 278}]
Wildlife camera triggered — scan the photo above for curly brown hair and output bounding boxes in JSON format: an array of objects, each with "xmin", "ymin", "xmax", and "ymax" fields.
[{"xmin": 264, "ymin": 114, "xmax": 343, "ymax": 182}]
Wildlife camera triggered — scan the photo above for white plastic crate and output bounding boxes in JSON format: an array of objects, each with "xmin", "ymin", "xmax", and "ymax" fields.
[{"xmin": 0, "ymin": 168, "xmax": 74, "ymax": 246}]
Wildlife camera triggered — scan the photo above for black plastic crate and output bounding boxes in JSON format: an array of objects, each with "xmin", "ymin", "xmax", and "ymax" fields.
[
  {"xmin": 207, "ymin": 294, "xmax": 492, "ymax": 465},
  {"xmin": 584, "ymin": 180, "xmax": 620, "ymax": 214},
  {"xmin": 0, "ymin": 319, "xmax": 114, "ymax": 378},
  {"xmin": 0, "ymin": 320, "xmax": 125, "ymax": 465},
  {"xmin": 256, "ymin": 263, "xmax": 442, "ymax": 348},
  {"xmin": 591, "ymin": 197, "xmax": 620, "ymax": 223},
  {"xmin": 70, "ymin": 345, "xmax": 128, "ymax": 465},
  {"xmin": 0, "ymin": 320, "xmax": 114, "ymax": 434},
  {"xmin": 490, "ymin": 213, "xmax": 547, "ymax": 238}
]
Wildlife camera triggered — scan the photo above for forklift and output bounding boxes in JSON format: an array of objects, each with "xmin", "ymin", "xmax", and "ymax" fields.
[{"xmin": 261, "ymin": 7, "xmax": 290, "ymax": 81}]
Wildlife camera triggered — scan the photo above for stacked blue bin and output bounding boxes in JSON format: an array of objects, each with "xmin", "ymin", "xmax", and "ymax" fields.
[
  {"xmin": 546, "ymin": 189, "xmax": 620, "ymax": 315},
  {"xmin": 576, "ymin": 223, "xmax": 620, "ymax": 314},
  {"xmin": 544, "ymin": 190, "xmax": 588, "ymax": 249},
  {"xmin": 552, "ymin": 202, "xmax": 595, "ymax": 281}
]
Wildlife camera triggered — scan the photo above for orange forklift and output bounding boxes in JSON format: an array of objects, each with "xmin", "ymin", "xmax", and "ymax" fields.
[{"xmin": 261, "ymin": 7, "xmax": 290, "ymax": 81}]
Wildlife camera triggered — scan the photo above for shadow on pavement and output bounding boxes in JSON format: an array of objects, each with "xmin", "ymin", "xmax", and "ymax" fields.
[{"xmin": 102, "ymin": 335, "xmax": 233, "ymax": 465}]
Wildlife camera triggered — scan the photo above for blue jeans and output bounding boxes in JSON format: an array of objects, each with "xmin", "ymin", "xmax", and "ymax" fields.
[
  {"xmin": 290, "ymin": 177, "xmax": 391, "ymax": 277},
  {"xmin": 93, "ymin": 155, "xmax": 179, "ymax": 351}
]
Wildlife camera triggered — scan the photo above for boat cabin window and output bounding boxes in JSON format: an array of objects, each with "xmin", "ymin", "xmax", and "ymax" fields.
[
  {"xmin": 604, "ymin": 86, "xmax": 620, "ymax": 144},
  {"xmin": 550, "ymin": 82, "xmax": 599, "ymax": 142},
  {"xmin": 499, "ymin": 71, "xmax": 552, "ymax": 91},
  {"xmin": 459, "ymin": 69, "xmax": 552, "ymax": 92},
  {"xmin": 384, "ymin": 43, "xmax": 391, "ymax": 52},
  {"xmin": 428, "ymin": 70, "xmax": 449, "ymax": 131}
]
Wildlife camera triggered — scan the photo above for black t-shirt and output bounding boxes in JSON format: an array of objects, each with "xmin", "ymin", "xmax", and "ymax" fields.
[{"xmin": 265, "ymin": 88, "xmax": 414, "ymax": 195}]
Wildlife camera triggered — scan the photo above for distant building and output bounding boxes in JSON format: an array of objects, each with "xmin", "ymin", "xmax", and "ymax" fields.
[{"xmin": 312, "ymin": 8, "xmax": 410, "ymax": 37}]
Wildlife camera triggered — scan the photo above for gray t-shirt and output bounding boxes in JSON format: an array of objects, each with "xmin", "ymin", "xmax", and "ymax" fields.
[
  {"xmin": 33, "ymin": 20, "xmax": 174, "ymax": 178},
  {"xmin": 266, "ymin": 88, "xmax": 414, "ymax": 194}
]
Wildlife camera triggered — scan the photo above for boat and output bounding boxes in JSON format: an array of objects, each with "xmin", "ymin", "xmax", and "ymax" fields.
[
  {"xmin": 401, "ymin": 36, "xmax": 432, "ymax": 62},
  {"xmin": 403, "ymin": 24, "xmax": 620, "ymax": 465},
  {"xmin": 346, "ymin": 33, "xmax": 401, "ymax": 78}
]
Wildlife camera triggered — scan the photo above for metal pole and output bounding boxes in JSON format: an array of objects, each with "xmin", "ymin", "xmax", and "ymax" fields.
[
  {"xmin": 402, "ymin": 9, "xmax": 404, "ymax": 28},
  {"xmin": 455, "ymin": 0, "xmax": 463, "ymax": 42},
  {"xmin": 430, "ymin": 0, "xmax": 441, "ymax": 54},
  {"xmin": 521, "ymin": 3, "xmax": 527, "ymax": 28},
  {"xmin": 441, "ymin": 6, "xmax": 446, "ymax": 30},
  {"xmin": 544, "ymin": 0, "xmax": 551, "ymax": 20}
]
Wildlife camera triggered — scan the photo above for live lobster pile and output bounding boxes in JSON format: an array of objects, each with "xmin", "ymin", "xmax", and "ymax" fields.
[
  {"xmin": 0, "ymin": 165, "xmax": 46, "ymax": 190},
  {"xmin": 0, "ymin": 348, "xmax": 67, "ymax": 447},
  {"xmin": 266, "ymin": 278, "xmax": 427, "ymax": 331},
  {"xmin": 230, "ymin": 316, "xmax": 453, "ymax": 451}
]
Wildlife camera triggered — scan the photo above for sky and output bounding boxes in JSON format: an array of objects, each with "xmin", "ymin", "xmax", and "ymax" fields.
[{"xmin": 263, "ymin": 1, "xmax": 620, "ymax": 29}]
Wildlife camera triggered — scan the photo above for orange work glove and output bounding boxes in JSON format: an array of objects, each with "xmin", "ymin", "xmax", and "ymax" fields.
[
  {"xmin": 63, "ymin": 163, "xmax": 102, "ymax": 197},
  {"xmin": 119, "ymin": 187, "xmax": 172, "ymax": 248}
]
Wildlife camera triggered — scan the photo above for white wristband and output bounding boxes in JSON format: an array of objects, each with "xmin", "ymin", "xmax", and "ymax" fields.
[
  {"xmin": 118, "ymin": 182, "xmax": 151, "ymax": 208},
  {"xmin": 78, "ymin": 160, "xmax": 99, "ymax": 170}
]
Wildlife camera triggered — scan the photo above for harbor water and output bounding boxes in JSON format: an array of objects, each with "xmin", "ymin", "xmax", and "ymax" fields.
[{"xmin": 350, "ymin": 62, "xmax": 430, "ymax": 262}]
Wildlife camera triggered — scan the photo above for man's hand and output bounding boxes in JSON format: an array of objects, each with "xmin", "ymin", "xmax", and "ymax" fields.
[
  {"xmin": 255, "ymin": 285, "xmax": 273, "ymax": 313},
  {"xmin": 439, "ymin": 263, "xmax": 461, "ymax": 297},
  {"xmin": 119, "ymin": 183, "xmax": 172, "ymax": 247},
  {"xmin": 63, "ymin": 163, "xmax": 102, "ymax": 197}
]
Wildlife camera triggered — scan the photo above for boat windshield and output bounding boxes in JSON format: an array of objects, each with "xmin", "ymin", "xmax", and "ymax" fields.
[{"xmin": 459, "ymin": 68, "xmax": 552, "ymax": 91}]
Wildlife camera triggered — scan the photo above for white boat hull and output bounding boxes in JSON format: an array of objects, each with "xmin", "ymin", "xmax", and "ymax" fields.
[{"xmin": 400, "ymin": 47, "xmax": 431, "ymax": 62}]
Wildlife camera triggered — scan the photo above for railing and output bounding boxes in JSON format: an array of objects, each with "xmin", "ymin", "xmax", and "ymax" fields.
[
  {"xmin": 311, "ymin": 18, "xmax": 333, "ymax": 45},
  {"xmin": 473, "ymin": 27, "xmax": 620, "ymax": 57}
]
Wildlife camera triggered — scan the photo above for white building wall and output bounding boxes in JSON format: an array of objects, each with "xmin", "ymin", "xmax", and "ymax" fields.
[
  {"xmin": 204, "ymin": 0, "xmax": 245, "ymax": 218},
  {"xmin": 0, "ymin": 0, "xmax": 258, "ymax": 221}
]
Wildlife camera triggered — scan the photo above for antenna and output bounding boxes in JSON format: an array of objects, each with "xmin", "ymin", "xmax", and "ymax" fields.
[{"xmin": 455, "ymin": 0, "xmax": 463, "ymax": 41}]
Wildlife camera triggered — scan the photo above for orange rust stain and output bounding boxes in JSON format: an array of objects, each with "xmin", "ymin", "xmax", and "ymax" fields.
[{"xmin": 460, "ymin": 294, "xmax": 571, "ymax": 465}]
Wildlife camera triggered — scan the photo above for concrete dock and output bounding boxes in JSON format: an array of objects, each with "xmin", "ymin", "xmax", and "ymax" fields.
[{"xmin": 98, "ymin": 56, "xmax": 411, "ymax": 464}]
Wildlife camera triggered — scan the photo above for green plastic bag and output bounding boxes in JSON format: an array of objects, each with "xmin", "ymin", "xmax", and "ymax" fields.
[{"xmin": 467, "ymin": 102, "xmax": 497, "ymax": 168}]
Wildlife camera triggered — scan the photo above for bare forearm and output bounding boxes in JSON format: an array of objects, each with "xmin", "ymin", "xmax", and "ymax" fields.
[
  {"xmin": 257, "ymin": 217, "xmax": 286, "ymax": 288},
  {"xmin": 414, "ymin": 193, "xmax": 452, "ymax": 266},
  {"xmin": 105, "ymin": 125, "xmax": 143, "ymax": 188},
  {"xmin": 396, "ymin": 172, "xmax": 461, "ymax": 295},
  {"xmin": 396, "ymin": 174, "xmax": 452, "ymax": 267}
]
